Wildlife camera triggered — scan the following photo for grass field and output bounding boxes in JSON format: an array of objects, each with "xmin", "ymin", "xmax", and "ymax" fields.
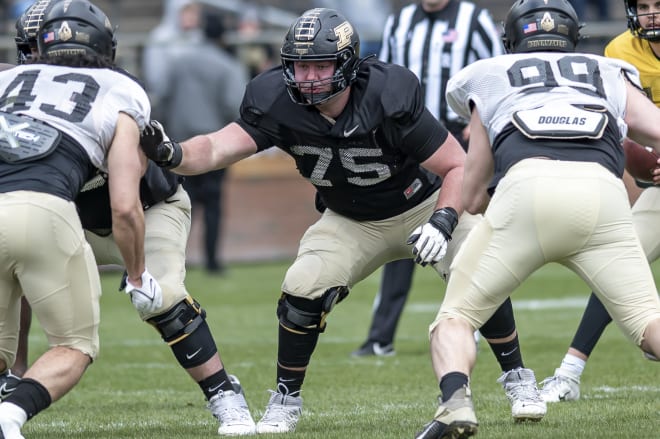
[{"xmin": 19, "ymin": 260, "xmax": 660, "ymax": 438}]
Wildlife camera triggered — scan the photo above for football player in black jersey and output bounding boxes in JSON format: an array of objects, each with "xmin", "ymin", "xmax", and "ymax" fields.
[
  {"xmin": 140, "ymin": 7, "xmax": 531, "ymax": 433},
  {"xmin": 0, "ymin": 0, "xmax": 256, "ymax": 436},
  {"xmin": 416, "ymin": 0, "xmax": 660, "ymax": 437}
]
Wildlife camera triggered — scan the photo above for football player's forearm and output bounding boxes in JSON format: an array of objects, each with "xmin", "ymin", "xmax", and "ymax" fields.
[
  {"xmin": 174, "ymin": 135, "xmax": 216, "ymax": 175},
  {"xmin": 177, "ymin": 135, "xmax": 239, "ymax": 174},
  {"xmin": 435, "ymin": 165, "xmax": 465, "ymax": 216},
  {"xmin": 625, "ymin": 82, "xmax": 660, "ymax": 150},
  {"xmin": 177, "ymin": 123, "xmax": 257, "ymax": 174},
  {"xmin": 462, "ymin": 164, "xmax": 491, "ymax": 214},
  {"xmin": 112, "ymin": 208, "xmax": 146, "ymax": 282},
  {"xmin": 463, "ymin": 189, "xmax": 489, "ymax": 214}
]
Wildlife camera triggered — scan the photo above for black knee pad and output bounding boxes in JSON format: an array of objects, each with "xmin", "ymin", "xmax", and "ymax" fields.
[
  {"xmin": 147, "ymin": 295, "xmax": 206, "ymax": 343},
  {"xmin": 147, "ymin": 296, "xmax": 217, "ymax": 368},
  {"xmin": 276, "ymin": 286, "xmax": 349, "ymax": 333}
]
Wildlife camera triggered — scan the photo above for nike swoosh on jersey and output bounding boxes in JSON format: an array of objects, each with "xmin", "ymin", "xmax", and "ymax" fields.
[{"xmin": 343, "ymin": 124, "xmax": 359, "ymax": 137}]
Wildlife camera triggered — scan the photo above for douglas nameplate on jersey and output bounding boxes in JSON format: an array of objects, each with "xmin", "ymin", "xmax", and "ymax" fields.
[
  {"xmin": 512, "ymin": 103, "xmax": 608, "ymax": 139},
  {"xmin": 0, "ymin": 111, "xmax": 61, "ymax": 163}
]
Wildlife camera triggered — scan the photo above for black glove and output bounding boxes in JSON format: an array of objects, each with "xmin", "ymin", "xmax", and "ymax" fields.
[
  {"xmin": 407, "ymin": 207, "xmax": 458, "ymax": 266},
  {"xmin": 140, "ymin": 120, "xmax": 183, "ymax": 169}
]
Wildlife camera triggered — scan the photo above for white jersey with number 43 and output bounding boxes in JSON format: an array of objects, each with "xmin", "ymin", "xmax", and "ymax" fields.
[{"xmin": 0, "ymin": 64, "xmax": 150, "ymax": 171}]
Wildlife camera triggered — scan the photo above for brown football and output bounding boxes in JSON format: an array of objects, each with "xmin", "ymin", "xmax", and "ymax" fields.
[{"xmin": 623, "ymin": 138, "xmax": 660, "ymax": 183}]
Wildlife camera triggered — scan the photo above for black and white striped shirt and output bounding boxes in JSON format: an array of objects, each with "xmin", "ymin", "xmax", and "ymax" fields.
[{"xmin": 379, "ymin": 1, "xmax": 504, "ymax": 129}]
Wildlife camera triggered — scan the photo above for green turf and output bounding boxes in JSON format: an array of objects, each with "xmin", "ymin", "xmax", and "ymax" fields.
[{"xmin": 20, "ymin": 260, "xmax": 660, "ymax": 438}]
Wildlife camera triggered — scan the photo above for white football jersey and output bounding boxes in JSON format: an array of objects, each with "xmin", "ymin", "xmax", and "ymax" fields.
[
  {"xmin": 446, "ymin": 52, "xmax": 641, "ymax": 144},
  {"xmin": 0, "ymin": 64, "xmax": 150, "ymax": 171}
]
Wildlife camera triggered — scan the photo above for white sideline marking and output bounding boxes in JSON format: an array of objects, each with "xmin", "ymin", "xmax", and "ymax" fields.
[
  {"xmin": 591, "ymin": 385, "xmax": 660, "ymax": 395},
  {"xmin": 511, "ymin": 297, "xmax": 588, "ymax": 310},
  {"xmin": 407, "ymin": 297, "xmax": 588, "ymax": 313}
]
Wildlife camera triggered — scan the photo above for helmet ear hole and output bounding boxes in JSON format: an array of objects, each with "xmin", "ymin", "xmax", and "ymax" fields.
[{"xmin": 280, "ymin": 8, "xmax": 361, "ymax": 105}]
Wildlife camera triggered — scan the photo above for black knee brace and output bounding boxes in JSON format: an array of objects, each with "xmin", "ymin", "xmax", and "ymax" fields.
[
  {"xmin": 276, "ymin": 286, "xmax": 349, "ymax": 333},
  {"xmin": 147, "ymin": 296, "xmax": 217, "ymax": 368}
]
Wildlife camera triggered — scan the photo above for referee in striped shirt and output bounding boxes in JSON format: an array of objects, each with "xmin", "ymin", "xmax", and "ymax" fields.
[
  {"xmin": 354, "ymin": 0, "xmax": 506, "ymax": 356},
  {"xmin": 380, "ymin": 0, "xmax": 504, "ymax": 146}
]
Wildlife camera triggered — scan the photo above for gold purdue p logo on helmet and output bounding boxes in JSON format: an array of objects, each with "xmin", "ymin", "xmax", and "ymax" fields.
[
  {"xmin": 58, "ymin": 21, "xmax": 73, "ymax": 41},
  {"xmin": 540, "ymin": 12, "xmax": 555, "ymax": 32},
  {"xmin": 334, "ymin": 21, "xmax": 353, "ymax": 51}
]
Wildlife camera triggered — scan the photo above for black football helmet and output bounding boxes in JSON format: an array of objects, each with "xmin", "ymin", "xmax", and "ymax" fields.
[
  {"xmin": 280, "ymin": 8, "xmax": 360, "ymax": 105},
  {"xmin": 503, "ymin": 0, "xmax": 581, "ymax": 53},
  {"xmin": 625, "ymin": 0, "xmax": 660, "ymax": 41},
  {"xmin": 15, "ymin": 0, "xmax": 57, "ymax": 64},
  {"xmin": 37, "ymin": 0, "xmax": 116, "ymax": 61}
]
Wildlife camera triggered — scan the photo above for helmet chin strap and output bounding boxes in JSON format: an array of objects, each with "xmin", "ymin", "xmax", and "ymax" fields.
[{"xmin": 302, "ymin": 91, "xmax": 333, "ymax": 105}]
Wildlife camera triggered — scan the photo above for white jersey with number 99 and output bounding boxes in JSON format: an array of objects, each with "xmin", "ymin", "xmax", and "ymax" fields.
[{"xmin": 447, "ymin": 52, "xmax": 640, "ymax": 144}]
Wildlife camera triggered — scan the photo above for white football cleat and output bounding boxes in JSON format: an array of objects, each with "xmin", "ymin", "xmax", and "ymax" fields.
[
  {"xmin": 207, "ymin": 387, "xmax": 256, "ymax": 436},
  {"xmin": 498, "ymin": 367, "xmax": 547, "ymax": 422},
  {"xmin": 256, "ymin": 390, "xmax": 303, "ymax": 434},
  {"xmin": 539, "ymin": 369, "xmax": 581, "ymax": 403}
]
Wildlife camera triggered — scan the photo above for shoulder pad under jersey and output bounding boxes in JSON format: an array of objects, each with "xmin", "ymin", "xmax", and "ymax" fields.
[
  {"xmin": 363, "ymin": 60, "xmax": 425, "ymax": 119},
  {"xmin": 241, "ymin": 66, "xmax": 289, "ymax": 126}
]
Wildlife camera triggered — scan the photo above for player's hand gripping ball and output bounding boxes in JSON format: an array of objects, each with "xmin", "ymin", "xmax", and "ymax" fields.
[{"xmin": 623, "ymin": 138, "xmax": 660, "ymax": 183}]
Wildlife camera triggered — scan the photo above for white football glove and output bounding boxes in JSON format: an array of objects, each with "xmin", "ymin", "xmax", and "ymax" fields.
[
  {"xmin": 407, "ymin": 207, "xmax": 459, "ymax": 266},
  {"xmin": 123, "ymin": 270, "xmax": 163, "ymax": 314}
]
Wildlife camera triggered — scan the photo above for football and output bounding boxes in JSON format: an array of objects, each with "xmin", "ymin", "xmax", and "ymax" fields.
[{"xmin": 623, "ymin": 138, "xmax": 660, "ymax": 183}]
